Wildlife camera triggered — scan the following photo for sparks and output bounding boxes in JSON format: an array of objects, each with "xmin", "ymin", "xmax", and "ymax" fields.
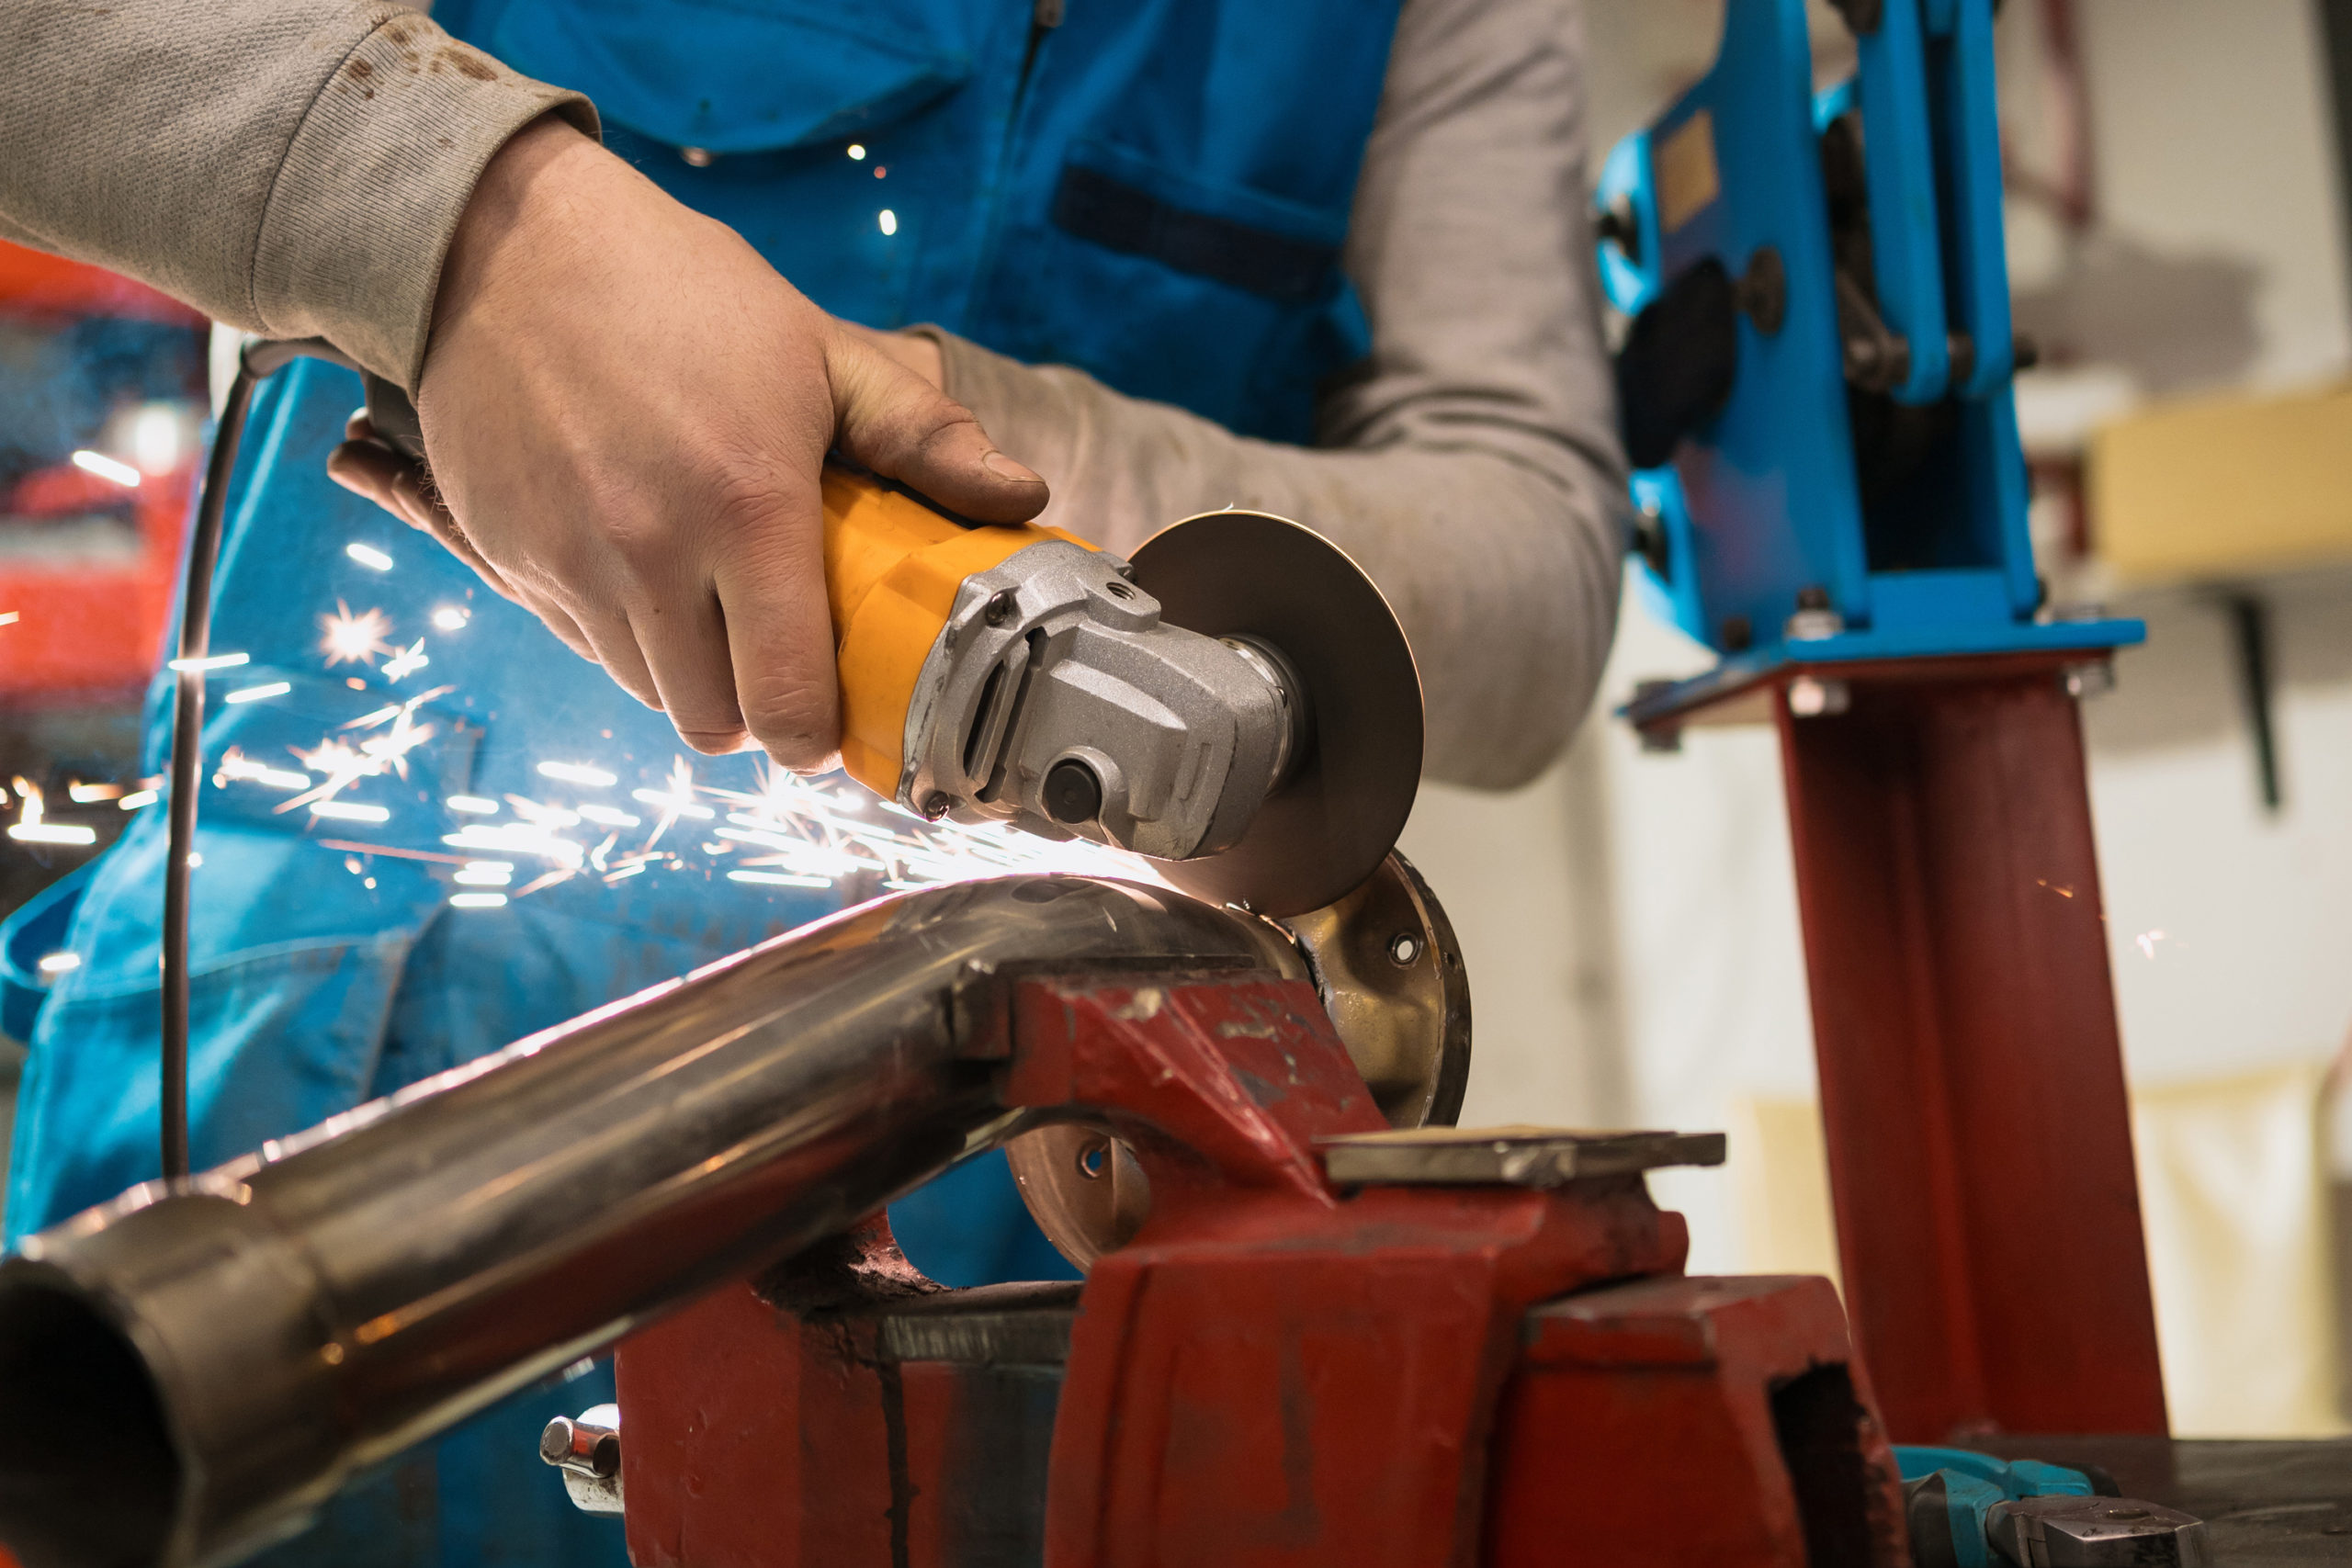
[
  {"xmin": 37, "ymin": 951, "xmax": 80, "ymax": 975},
  {"xmin": 6, "ymin": 779, "xmax": 96, "ymax": 846},
  {"xmin": 431, "ymin": 606, "xmax": 469, "ymax": 631},
  {"xmin": 320, "ymin": 601, "xmax": 397, "ymax": 667},
  {"xmin": 311, "ymin": 801, "xmax": 391, "ymax": 824},
  {"xmin": 537, "ymin": 761, "xmax": 618, "ymax": 788},
  {"xmin": 450, "ymin": 892, "xmax": 508, "ymax": 909},
  {"xmin": 728, "ymin": 869, "xmax": 833, "ymax": 888},
  {"xmin": 346, "ymin": 542, "xmax": 394, "ymax": 571},
  {"xmin": 633, "ymin": 757, "xmax": 711, "ymax": 848},
  {"xmin": 167, "ymin": 651, "xmax": 249, "ymax": 672},
  {"xmin": 380, "ymin": 639, "xmax": 430, "ymax": 682},
  {"xmin": 447, "ymin": 795, "xmax": 499, "ymax": 815},
  {"xmin": 71, "ymin": 448, "xmax": 141, "ymax": 488},
  {"xmin": 225, "ymin": 681, "xmax": 292, "ymax": 705},
  {"xmin": 215, "ymin": 750, "xmax": 312, "ymax": 792}
]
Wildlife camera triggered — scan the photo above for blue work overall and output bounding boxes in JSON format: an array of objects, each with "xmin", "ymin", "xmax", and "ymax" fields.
[{"xmin": 2, "ymin": 1, "xmax": 1404, "ymax": 1562}]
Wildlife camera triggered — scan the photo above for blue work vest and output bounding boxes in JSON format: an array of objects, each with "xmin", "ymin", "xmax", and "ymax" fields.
[{"xmin": 5, "ymin": 1, "xmax": 1403, "ymax": 1562}]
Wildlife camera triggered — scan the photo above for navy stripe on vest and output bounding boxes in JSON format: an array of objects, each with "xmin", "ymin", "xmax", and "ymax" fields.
[{"xmin": 1050, "ymin": 164, "xmax": 1339, "ymax": 304}]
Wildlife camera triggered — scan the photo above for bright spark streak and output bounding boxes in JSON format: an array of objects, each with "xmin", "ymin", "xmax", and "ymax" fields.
[
  {"xmin": 450, "ymin": 892, "xmax": 508, "ymax": 908},
  {"xmin": 728, "ymin": 870, "xmax": 833, "ymax": 888},
  {"xmin": 443, "ymin": 823, "xmax": 585, "ymax": 867},
  {"xmin": 225, "ymin": 682, "xmax": 291, "ymax": 705},
  {"xmin": 505, "ymin": 795, "xmax": 582, "ymax": 829},
  {"xmin": 631, "ymin": 789, "xmax": 713, "ymax": 818},
  {"xmin": 577, "ymin": 804, "xmax": 640, "ymax": 828},
  {"xmin": 0, "ymin": 612, "xmax": 18, "ymax": 626},
  {"xmin": 67, "ymin": 783, "xmax": 122, "ymax": 803},
  {"xmin": 431, "ymin": 606, "xmax": 469, "ymax": 631},
  {"xmin": 454, "ymin": 862, "xmax": 514, "ymax": 886},
  {"xmin": 311, "ymin": 801, "xmax": 390, "ymax": 823},
  {"xmin": 538, "ymin": 761, "xmax": 617, "ymax": 788},
  {"xmin": 320, "ymin": 601, "xmax": 396, "ymax": 667},
  {"xmin": 167, "ymin": 651, "xmax": 249, "ymax": 671},
  {"xmin": 71, "ymin": 448, "xmax": 141, "ymax": 488},
  {"xmin": 216, "ymin": 750, "xmax": 311, "ymax": 791},
  {"xmin": 119, "ymin": 790, "xmax": 158, "ymax": 810},
  {"xmin": 37, "ymin": 951, "xmax": 80, "ymax": 975},
  {"xmin": 634, "ymin": 757, "xmax": 711, "ymax": 848},
  {"xmin": 6, "ymin": 779, "xmax": 96, "ymax": 845},
  {"xmin": 447, "ymin": 795, "xmax": 499, "ymax": 815},
  {"xmin": 346, "ymin": 542, "xmax": 394, "ymax": 571},
  {"xmin": 380, "ymin": 639, "xmax": 429, "ymax": 681}
]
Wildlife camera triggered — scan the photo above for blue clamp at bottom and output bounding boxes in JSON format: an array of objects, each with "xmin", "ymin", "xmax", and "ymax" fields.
[{"xmin": 1894, "ymin": 1446, "xmax": 2101, "ymax": 1568}]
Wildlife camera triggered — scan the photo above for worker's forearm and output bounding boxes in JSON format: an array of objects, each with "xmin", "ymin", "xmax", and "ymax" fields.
[
  {"xmin": 0, "ymin": 1, "xmax": 592, "ymax": 389},
  {"xmin": 936, "ymin": 336, "xmax": 1623, "ymax": 791}
]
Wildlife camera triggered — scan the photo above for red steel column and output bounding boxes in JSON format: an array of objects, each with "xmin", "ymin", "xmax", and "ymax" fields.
[{"xmin": 1772, "ymin": 665, "xmax": 2166, "ymax": 1440}]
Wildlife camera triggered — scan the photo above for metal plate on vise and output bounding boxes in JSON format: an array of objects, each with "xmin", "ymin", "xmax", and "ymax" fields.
[
  {"xmin": 1315, "ymin": 1126, "xmax": 1727, "ymax": 1189},
  {"xmin": 1128, "ymin": 510, "xmax": 1423, "ymax": 918}
]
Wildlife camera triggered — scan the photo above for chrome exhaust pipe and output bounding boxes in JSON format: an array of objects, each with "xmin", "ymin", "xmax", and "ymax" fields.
[{"xmin": 0, "ymin": 877, "xmax": 1300, "ymax": 1568}]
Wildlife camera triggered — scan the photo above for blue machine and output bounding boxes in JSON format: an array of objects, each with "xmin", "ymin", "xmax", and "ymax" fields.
[{"xmin": 1593, "ymin": 0, "xmax": 2141, "ymax": 716}]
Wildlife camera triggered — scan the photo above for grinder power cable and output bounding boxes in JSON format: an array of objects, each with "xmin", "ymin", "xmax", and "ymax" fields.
[{"xmin": 158, "ymin": 339, "xmax": 1422, "ymax": 1175}]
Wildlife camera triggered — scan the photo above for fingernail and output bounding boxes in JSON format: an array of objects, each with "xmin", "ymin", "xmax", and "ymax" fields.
[{"xmin": 981, "ymin": 449, "xmax": 1042, "ymax": 486}]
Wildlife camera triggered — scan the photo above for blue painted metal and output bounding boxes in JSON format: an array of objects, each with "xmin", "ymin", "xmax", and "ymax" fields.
[
  {"xmin": 1594, "ymin": 130, "xmax": 1662, "ymax": 317},
  {"xmin": 1628, "ymin": 468, "xmax": 1708, "ymax": 645},
  {"xmin": 1857, "ymin": 0, "xmax": 1953, "ymax": 404},
  {"xmin": 1592, "ymin": 0, "xmax": 2142, "ymax": 719},
  {"xmin": 1892, "ymin": 1447, "xmax": 2097, "ymax": 1568}
]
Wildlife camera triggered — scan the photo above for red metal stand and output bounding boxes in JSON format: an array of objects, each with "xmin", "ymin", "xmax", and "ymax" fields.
[
  {"xmin": 615, "ymin": 969, "xmax": 1908, "ymax": 1565},
  {"xmin": 1645, "ymin": 653, "xmax": 2167, "ymax": 1441}
]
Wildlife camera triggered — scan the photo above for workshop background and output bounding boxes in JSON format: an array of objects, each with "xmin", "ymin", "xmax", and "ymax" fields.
[
  {"xmin": 1400, "ymin": 0, "xmax": 2352, "ymax": 1439},
  {"xmin": 4, "ymin": 0, "xmax": 2350, "ymax": 1440}
]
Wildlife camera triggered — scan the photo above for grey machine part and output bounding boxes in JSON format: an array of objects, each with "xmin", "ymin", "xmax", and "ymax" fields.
[
  {"xmin": 900, "ymin": 538, "xmax": 1307, "ymax": 866},
  {"xmin": 537, "ymin": 1404, "xmax": 622, "ymax": 1517},
  {"xmin": 0, "ymin": 877, "xmax": 1309, "ymax": 1568},
  {"xmin": 902, "ymin": 513, "xmax": 1425, "ymax": 920},
  {"xmin": 1987, "ymin": 1494, "xmax": 2210, "ymax": 1566}
]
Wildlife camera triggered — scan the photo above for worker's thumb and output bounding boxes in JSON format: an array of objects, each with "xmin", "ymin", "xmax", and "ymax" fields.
[{"xmin": 826, "ymin": 329, "xmax": 1049, "ymax": 525}]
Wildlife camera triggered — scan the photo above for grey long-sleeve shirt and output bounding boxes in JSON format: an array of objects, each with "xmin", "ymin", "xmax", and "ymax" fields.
[{"xmin": 0, "ymin": 0, "xmax": 1626, "ymax": 789}]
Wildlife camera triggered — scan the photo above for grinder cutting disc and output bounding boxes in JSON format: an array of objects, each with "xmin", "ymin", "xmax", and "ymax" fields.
[{"xmin": 1127, "ymin": 510, "xmax": 1423, "ymax": 917}]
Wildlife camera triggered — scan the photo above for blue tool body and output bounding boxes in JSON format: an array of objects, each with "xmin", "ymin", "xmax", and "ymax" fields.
[{"xmin": 1595, "ymin": 0, "xmax": 2141, "ymax": 717}]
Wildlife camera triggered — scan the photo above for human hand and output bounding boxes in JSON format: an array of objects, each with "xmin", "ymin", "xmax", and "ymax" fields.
[{"xmin": 325, "ymin": 117, "xmax": 1043, "ymax": 770}]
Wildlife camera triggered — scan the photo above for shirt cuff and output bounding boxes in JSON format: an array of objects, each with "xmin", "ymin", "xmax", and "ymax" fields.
[{"xmin": 251, "ymin": 11, "xmax": 599, "ymax": 390}]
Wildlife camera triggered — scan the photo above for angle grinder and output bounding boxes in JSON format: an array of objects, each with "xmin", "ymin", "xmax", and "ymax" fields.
[{"xmin": 347, "ymin": 357, "xmax": 1424, "ymax": 917}]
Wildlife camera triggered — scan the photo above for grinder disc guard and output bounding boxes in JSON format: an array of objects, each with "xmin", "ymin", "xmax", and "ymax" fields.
[{"xmin": 1128, "ymin": 510, "xmax": 1423, "ymax": 916}]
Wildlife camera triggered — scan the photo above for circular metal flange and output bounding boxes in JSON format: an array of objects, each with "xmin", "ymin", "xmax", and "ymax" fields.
[
  {"xmin": 1281, "ymin": 849, "xmax": 1470, "ymax": 1129},
  {"xmin": 1125, "ymin": 510, "xmax": 1424, "ymax": 919},
  {"xmin": 1006, "ymin": 849, "xmax": 1470, "ymax": 1270}
]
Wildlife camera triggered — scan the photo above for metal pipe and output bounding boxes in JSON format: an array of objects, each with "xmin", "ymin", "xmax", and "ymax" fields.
[{"xmin": 0, "ymin": 876, "xmax": 1299, "ymax": 1568}]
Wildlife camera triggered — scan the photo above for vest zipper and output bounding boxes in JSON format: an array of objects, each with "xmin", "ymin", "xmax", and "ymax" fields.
[{"xmin": 1015, "ymin": 0, "xmax": 1062, "ymax": 114}]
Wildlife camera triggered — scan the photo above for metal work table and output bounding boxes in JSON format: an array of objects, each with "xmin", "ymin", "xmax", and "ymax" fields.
[{"xmin": 1980, "ymin": 1438, "xmax": 2352, "ymax": 1563}]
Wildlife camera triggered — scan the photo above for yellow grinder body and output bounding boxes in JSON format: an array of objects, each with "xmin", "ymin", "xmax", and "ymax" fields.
[{"xmin": 819, "ymin": 466, "xmax": 1422, "ymax": 917}]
